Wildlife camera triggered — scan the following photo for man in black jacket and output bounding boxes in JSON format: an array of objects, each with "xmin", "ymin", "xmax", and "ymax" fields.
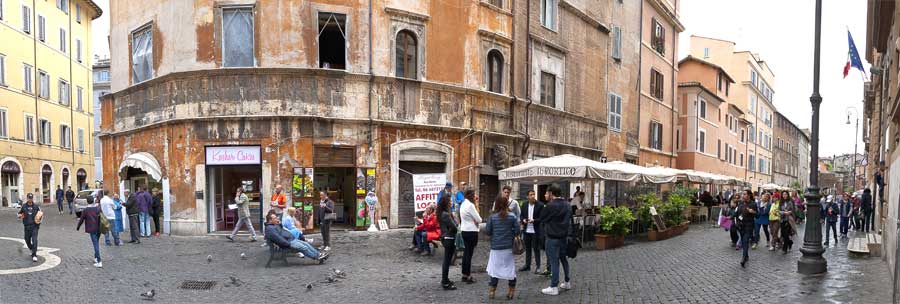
[
  {"xmin": 862, "ymin": 188, "xmax": 874, "ymax": 233},
  {"xmin": 65, "ymin": 186, "xmax": 76, "ymax": 215},
  {"xmin": 18, "ymin": 193, "xmax": 41, "ymax": 262},
  {"xmin": 122, "ymin": 190, "xmax": 141, "ymax": 244},
  {"xmin": 519, "ymin": 190, "xmax": 544, "ymax": 273},
  {"xmin": 539, "ymin": 184, "xmax": 572, "ymax": 296}
]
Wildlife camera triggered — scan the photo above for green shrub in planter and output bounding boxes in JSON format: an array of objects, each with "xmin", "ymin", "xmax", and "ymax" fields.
[
  {"xmin": 662, "ymin": 193, "xmax": 690, "ymax": 227},
  {"xmin": 636, "ymin": 194, "xmax": 661, "ymax": 230},
  {"xmin": 598, "ymin": 206, "xmax": 636, "ymax": 236}
]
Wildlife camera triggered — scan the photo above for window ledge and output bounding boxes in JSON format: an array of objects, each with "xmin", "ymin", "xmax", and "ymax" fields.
[{"xmin": 479, "ymin": 1, "xmax": 512, "ymax": 16}]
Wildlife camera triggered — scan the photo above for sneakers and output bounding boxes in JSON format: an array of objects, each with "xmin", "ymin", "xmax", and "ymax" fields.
[
  {"xmin": 297, "ymin": 252, "xmax": 306, "ymax": 258},
  {"xmin": 751, "ymin": 243, "xmax": 758, "ymax": 250},
  {"xmin": 250, "ymin": 237, "xmax": 258, "ymax": 242},
  {"xmin": 324, "ymin": 246, "xmax": 331, "ymax": 251},
  {"xmin": 442, "ymin": 282, "xmax": 457, "ymax": 290},
  {"xmin": 226, "ymin": 235, "xmax": 235, "ymax": 242},
  {"xmin": 541, "ymin": 287, "xmax": 559, "ymax": 296},
  {"xmin": 768, "ymin": 246, "xmax": 775, "ymax": 251},
  {"xmin": 32, "ymin": 256, "xmax": 38, "ymax": 262},
  {"xmin": 316, "ymin": 251, "xmax": 330, "ymax": 263},
  {"xmin": 559, "ymin": 282, "xmax": 572, "ymax": 290},
  {"xmin": 93, "ymin": 262, "xmax": 103, "ymax": 268}
]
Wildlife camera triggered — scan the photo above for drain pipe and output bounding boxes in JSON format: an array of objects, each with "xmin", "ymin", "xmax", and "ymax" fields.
[
  {"xmin": 520, "ymin": 0, "xmax": 533, "ymax": 160},
  {"xmin": 367, "ymin": 0, "xmax": 374, "ymax": 150},
  {"xmin": 636, "ymin": 0, "xmax": 644, "ymax": 164}
]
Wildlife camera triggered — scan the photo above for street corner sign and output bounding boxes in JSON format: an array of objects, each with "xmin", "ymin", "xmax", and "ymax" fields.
[
  {"xmin": 498, "ymin": 166, "xmax": 584, "ymax": 181},
  {"xmin": 205, "ymin": 145, "xmax": 262, "ymax": 165},
  {"xmin": 412, "ymin": 173, "xmax": 446, "ymax": 212},
  {"xmin": 0, "ymin": 237, "xmax": 61, "ymax": 275}
]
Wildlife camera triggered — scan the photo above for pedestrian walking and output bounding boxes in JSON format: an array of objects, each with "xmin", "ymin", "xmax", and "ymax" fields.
[
  {"xmin": 754, "ymin": 193, "xmax": 771, "ymax": 250},
  {"xmin": 318, "ymin": 191, "xmax": 335, "ymax": 251},
  {"xmin": 862, "ymin": 188, "xmax": 874, "ymax": 233},
  {"xmin": 151, "ymin": 189, "xmax": 162, "ymax": 236},
  {"xmin": 838, "ymin": 193, "xmax": 852, "ymax": 238},
  {"xmin": 270, "ymin": 184, "xmax": 287, "ymax": 215},
  {"xmin": 99, "ymin": 190, "xmax": 122, "ymax": 246},
  {"xmin": 737, "ymin": 190, "xmax": 757, "ymax": 268},
  {"xmin": 792, "ymin": 191, "xmax": 805, "ymax": 223},
  {"xmin": 55, "ymin": 185, "xmax": 64, "ymax": 214},
  {"xmin": 779, "ymin": 194, "xmax": 796, "ymax": 254},
  {"xmin": 136, "ymin": 187, "xmax": 153, "ymax": 237},
  {"xmin": 459, "ymin": 187, "xmax": 482, "ymax": 284},
  {"xmin": 122, "ymin": 190, "xmax": 141, "ymax": 244},
  {"xmin": 540, "ymin": 184, "xmax": 573, "ymax": 295},
  {"xmin": 18, "ymin": 193, "xmax": 41, "ymax": 262},
  {"xmin": 724, "ymin": 197, "xmax": 739, "ymax": 249},
  {"xmin": 437, "ymin": 195, "xmax": 458, "ymax": 290},
  {"xmin": 822, "ymin": 195, "xmax": 839, "ymax": 246},
  {"xmin": 112, "ymin": 193, "xmax": 125, "ymax": 241},
  {"xmin": 65, "ymin": 186, "xmax": 76, "ymax": 215},
  {"xmin": 519, "ymin": 190, "xmax": 544, "ymax": 273},
  {"xmin": 76, "ymin": 199, "xmax": 104, "ymax": 268},
  {"xmin": 767, "ymin": 193, "xmax": 781, "ymax": 250},
  {"xmin": 227, "ymin": 187, "xmax": 258, "ymax": 242},
  {"xmin": 485, "ymin": 196, "xmax": 520, "ymax": 300}
]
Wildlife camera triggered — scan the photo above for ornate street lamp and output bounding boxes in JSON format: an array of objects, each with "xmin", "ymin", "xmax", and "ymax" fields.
[{"xmin": 798, "ymin": 0, "xmax": 827, "ymax": 275}]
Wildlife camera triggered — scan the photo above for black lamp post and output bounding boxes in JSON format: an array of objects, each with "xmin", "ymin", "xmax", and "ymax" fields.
[
  {"xmin": 847, "ymin": 107, "xmax": 859, "ymax": 191},
  {"xmin": 798, "ymin": 0, "xmax": 827, "ymax": 275}
]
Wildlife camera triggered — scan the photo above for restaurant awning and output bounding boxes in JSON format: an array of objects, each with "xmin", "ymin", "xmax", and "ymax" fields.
[{"xmin": 119, "ymin": 152, "xmax": 163, "ymax": 181}]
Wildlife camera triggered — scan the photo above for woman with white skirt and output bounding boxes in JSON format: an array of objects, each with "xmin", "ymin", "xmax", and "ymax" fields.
[{"xmin": 485, "ymin": 196, "xmax": 521, "ymax": 300}]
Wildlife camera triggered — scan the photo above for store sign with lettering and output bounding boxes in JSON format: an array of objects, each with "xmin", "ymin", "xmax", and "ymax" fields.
[
  {"xmin": 206, "ymin": 146, "xmax": 261, "ymax": 165},
  {"xmin": 413, "ymin": 173, "xmax": 446, "ymax": 212}
]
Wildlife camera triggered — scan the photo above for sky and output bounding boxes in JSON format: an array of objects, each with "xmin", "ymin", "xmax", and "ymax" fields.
[
  {"xmin": 88, "ymin": 0, "xmax": 867, "ymax": 158},
  {"xmin": 677, "ymin": 0, "xmax": 869, "ymax": 158}
]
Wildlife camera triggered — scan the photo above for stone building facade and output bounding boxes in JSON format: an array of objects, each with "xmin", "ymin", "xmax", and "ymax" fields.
[
  {"xmin": 100, "ymin": 0, "xmax": 637, "ymax": 235},
  {"xmin": 773, "ymin": 111, "xmax": 802, "ymax": 188}
]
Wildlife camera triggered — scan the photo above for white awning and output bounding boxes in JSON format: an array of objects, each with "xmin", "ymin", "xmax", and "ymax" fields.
[{"xmin": 119, "ymin": 152, "xmax": 163, "ymax": 181}]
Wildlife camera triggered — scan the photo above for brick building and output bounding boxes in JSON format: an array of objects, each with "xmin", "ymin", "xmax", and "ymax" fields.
[{"xmin": 99, "ymin": 0, "xmax": 646, "ymax": 235}]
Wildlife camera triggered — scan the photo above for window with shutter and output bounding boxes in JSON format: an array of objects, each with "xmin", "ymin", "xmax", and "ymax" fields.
[{"xmin": 612, "ymin": 26, "xmax": 622, "ymax": 60}]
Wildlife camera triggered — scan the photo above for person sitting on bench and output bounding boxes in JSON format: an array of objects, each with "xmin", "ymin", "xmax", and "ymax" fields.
[{"xmin": 265, "ymin": 213, "xmax": 329, "ymax": 262}]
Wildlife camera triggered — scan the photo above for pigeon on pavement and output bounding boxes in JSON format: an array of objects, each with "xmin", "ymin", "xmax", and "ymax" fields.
[
  {"xmin": 240, "ymin": 252, "xmax": 247, "ymax": 260},
  {"xmin": 140, "ymin": 289, "xmax": 155, "ymax": 300},
  {"xmin": 206, "ymin": 255, "xmax": 212, "ymax": 263}
]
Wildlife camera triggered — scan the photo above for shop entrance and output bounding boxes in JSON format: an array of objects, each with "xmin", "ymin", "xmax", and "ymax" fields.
[
  {"xmin": 76, "ymin": 168, "xmax": 87, "ymax": 191},
  {"xmin": 1, "ymin": 161, "xmax": 21, "ymax": 206},
  {"xmin": 398, "ymin": 161, "xmax": 446, "ymax": 227},
  {"xmin": 313, "ymin": 167, "xmax": 357, "ymax": 228},
  {"xmin": 206, "ymin": 165, "xmax": 262, "ymax": 233},
  {"xmin": 41, "ymin": 165, "xmax": 52, "ymax": 204}
]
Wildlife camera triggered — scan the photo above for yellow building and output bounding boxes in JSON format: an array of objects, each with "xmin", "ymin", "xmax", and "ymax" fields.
[{"xmin": 0, "ymin": 0, "xmax": 102, "ymax": 206}]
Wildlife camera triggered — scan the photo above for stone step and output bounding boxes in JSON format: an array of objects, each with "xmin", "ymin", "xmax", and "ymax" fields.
[
  {"xmin": 868, "ymin": 233, "xmax": 883, "ymax": 257},
  {"xmin": 847, "ymin": 236, "xmax": 870, "ymax": 255}
]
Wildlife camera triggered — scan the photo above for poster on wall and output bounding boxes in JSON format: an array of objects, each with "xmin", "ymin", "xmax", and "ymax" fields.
[
  {"xmin": 366, "ymin": 169, "xmax": 376, "ymax": 192},
  {"xmin": 356, "ymin": 169, "xmax": 366, "ymax": 195},
  {"xmin": 413, "ymin": 173, "xmax": 447, "ymax": 212}
]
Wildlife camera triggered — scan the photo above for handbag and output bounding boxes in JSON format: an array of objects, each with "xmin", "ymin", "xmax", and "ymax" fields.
[
  {"xmin": 566, "ymin": 237, "xmax": 581, "ymax": 259},
  {"xmin": 454, "ymin": 231, "xmax": 465, "ymax": 249},
  {"xmin": 99, "ymin": 212, "xmax": 110, "ymax": 234},
  {"xmin": 512, "ymin": 235, "xmax": 525, "ymax": 255},
  {"xmin": 720, "ymin": 216, "xmax": 732, "ymax": 231},
  {"xmin": 324, "ymin": 212, "xmax": 337, "ymax": 221}
]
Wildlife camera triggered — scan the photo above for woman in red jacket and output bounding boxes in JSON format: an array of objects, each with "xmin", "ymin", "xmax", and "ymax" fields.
[{"xmin": 415, "ymin": 204, "xmax": 440, "ymax": 255}]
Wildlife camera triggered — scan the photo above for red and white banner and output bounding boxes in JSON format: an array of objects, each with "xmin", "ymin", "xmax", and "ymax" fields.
[
  {"xmin": 413, "ymin": 173, "xmax": 446, "ymax": 212},
  {"xmin": 206, "ymin": 146, "xmax": 261, "ymax": 165}
]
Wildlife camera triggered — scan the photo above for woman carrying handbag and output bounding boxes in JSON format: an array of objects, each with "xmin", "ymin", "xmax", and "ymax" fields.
[{"xmin": 485, "ymin": 196, "xmax": 521, "ymax": 300}]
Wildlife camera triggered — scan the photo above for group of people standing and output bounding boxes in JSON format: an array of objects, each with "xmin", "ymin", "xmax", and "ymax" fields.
[
  {"xmin": 430, "ymin": 182, "xmax": 575, "ymax": 299},
  {"xmin": 821, "ymin": 188, "xmax": 875, "ymax": 245},
  {"xmin": 722, "ymin": 189, "xmax": 797, "ymax": 268}
]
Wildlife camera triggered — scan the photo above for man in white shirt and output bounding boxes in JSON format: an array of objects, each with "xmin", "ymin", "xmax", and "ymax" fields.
[
  {"xmin": 99, "ymin": 190, "xmax": 121, "ymax": 246},
  {"xmin": 519, "ymin": 190, "xmax": 544, "ymax": 273}
]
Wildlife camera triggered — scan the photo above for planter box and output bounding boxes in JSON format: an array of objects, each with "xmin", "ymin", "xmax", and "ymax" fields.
[
  {"xmin": 595, "ymin": 234, "xmax": 625, "ymax": 250},
  {"xmin": 648, "ymin": 228, "xmax": 670, "ymax": 241}
]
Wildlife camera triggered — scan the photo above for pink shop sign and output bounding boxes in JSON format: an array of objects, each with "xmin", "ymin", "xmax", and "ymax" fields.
[{"xmin": 205, "ymin": 146, "xmax": 262, "ymax": 165}]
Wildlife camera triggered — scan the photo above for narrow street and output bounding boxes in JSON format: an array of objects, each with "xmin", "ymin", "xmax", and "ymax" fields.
[{"xmin": 0, "ymin": 207, "xmax": 890, "ymax": 303}]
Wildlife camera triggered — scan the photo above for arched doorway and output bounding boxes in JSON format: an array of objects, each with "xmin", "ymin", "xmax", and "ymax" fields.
[
  {"xmin": 390, "ymin": 140, "xmax": 454, "ymax": 228},
  {"xmin": 76, "ymin": 169, "xmax": 87, "ymax": 191},
  {"xmin": 62, "ymin": 168, "xmax": 70, "ymax": 189},
  {"xmin": 1, "ymin": 160, "xmax": 22, "ymax": 206},
  {"xmin": 41, "ymin": 164, "xmax": 52, "ymax": 204}
]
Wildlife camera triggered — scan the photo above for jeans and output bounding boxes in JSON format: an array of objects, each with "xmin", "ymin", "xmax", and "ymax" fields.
[
  {"xmin": 840, "ymin": 217, "xmax": 849, "ymax": 235},
  {"xmin": 489, "ymin": 277, "xmax": 517, "ymax": 288},
  {"xmin": 104, "ymin": 222, "xmax": 121, "ymax": 245},
  {"xmin": 67, "ymin": 200, "xmax": 74, "ymax": 214},
  {"xmin": 128, "ymin": 215, "xmax": 141, "ymax": 242},
  {"xmin": 289, "ymin": 239, "xmax": 320, "ymax": 259},
  {"xmin": 753, "ymin": 223, "xmax": 770, "ymax": 244},
  {"xmin": 441, "ymin": 238, "xmax": 456, "ymax": 285},
  {"xmin": 320, "ymin": 220, "xmax": 332, "ymax": 247},
  {"xmin": 729, "ymin": 225, "xmax": 739, "ymax": 245},
  {"xmin": 90, "ymin": 232, "xmax": 101, "ymax": 262},
  {"xmin": 230, "ymin": 217, "xmax": 257, "ymax": 238},
  {"xmin": 865, "ymin": 211, "xmax": 874, "ymax": 232},
  {"xmin": 56, "ymin": 200, "xmax": 64, "ymax": 213},
  {"xmin": 152, "ymin": 213, "xmax": 161, "ymax": 234},
  {"xmin": 414, "ymin": 230, "xmax": 430, "ymax": 253},
  {"xmin": 461, "ymin": 231, "xmax": 479, "ymax": 276},
  {"xmin": 738, "ymin": 228, "xmax": 751, "ymax": 262},
  {"xmin": 523, "ymin": 232, "xmax": 541, "ymax": 270},
  {"xmin": 24, "ymin": 225, "xmax": 39, "ymax": 257},
  {"xmin": 139, "ymin": 212, "xmax": 151, "ymax": 236},
  {"xmin": 825, "ymin": 221, "xmax": 838, "ymax": 243},
  {"xmin": 545, "ymin": 237, "xmax": 570, "ymax": 288}
]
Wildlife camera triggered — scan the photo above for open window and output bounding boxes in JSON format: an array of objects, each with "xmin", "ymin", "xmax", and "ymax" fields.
[
  {"xmin": 222, "ymin": 7, "xmax": 254, "ymax": 67},
  {"xmin": 487, "ymin": 49, "xmax": 503, "ymax": 93},
  {"xmin": 395, "ymin": 30, "xmax": 417, "ymax": 79},
  {"xmin": 318, "ymin": 12, "xmax": 346, "ymax": 70}
]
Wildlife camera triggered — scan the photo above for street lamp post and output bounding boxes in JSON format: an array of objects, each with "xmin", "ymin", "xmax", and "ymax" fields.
[
  {"xmin": 847, "ymin": 107, "xmax": 859, "ymax": 192},
  {"xmin": 798, "ymin": 0, "xmax": 827, "ymax": 275}
]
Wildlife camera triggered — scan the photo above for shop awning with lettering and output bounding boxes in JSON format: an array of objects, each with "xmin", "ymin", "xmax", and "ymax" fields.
[{"xmin": 498, "ymin": 154, "xmax": 642, "ymax": 183}]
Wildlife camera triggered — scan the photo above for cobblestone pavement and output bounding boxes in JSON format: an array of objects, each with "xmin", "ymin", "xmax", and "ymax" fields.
[{"xmin": 0, "ymin": 206, "xmax": 892, "ymax": 303}]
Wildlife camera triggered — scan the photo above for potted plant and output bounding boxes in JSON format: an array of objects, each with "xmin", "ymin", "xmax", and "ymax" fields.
[{"xmin": 595, "ymin": 206, "xmax": 635, "ymax": 250}]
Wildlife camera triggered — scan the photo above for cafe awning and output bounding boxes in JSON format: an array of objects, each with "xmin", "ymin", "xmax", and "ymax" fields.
[
  {"xmin": 119, "ymin": 152, "xmax": 163, "ymax": 181},
  {"xmin": 498, "ymin": 154, "xmax": 642, "ymax": 183}
]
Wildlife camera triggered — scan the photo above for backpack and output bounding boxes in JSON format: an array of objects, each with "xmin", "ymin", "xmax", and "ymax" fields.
[{"xmin": 99, "ymin": 212, "xmax": 110, "ymax": 234}]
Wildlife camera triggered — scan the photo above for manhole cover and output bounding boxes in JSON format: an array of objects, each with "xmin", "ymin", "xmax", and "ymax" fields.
[{"xmin": 178, "ymin": 280, "xmax": 217, "ymax": 290}]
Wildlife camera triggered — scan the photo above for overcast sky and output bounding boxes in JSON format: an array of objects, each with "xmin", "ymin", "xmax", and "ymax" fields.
[
  {"xmin": 678, "ymin": 0, "xmax": 868, "ymax": 158},
  {"xmin": 90, "ymin": 0, "xmax": 867, "ymax": 158}
]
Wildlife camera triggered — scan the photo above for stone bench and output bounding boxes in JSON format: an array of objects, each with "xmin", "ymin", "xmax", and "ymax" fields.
[
  {"xmin": 847, "ymin": 236, "xmax": 870, "ymax": 255},
  {"xmin": 867, "ymin": 233, "xmax": 882, "ymax": 257}
]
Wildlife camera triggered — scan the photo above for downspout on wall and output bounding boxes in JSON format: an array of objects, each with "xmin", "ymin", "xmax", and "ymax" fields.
[
  {"xmin": 636, "ymin": 0, "xmax": 643, "ymax": 164},
  {"xmin": 367, "ymin": 0, "xmax": 374, "ymax": 150}
]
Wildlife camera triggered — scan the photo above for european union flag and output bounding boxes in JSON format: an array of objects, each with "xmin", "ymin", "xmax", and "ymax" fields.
[{"xmin": 844, "ymin": 31, "xmax": 865, "ymax": 79}]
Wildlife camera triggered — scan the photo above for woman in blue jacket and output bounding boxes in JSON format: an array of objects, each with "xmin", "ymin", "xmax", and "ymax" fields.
[{"xmin": 753, "ymin": 193, "xmax": 771, "ymax": 250}]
